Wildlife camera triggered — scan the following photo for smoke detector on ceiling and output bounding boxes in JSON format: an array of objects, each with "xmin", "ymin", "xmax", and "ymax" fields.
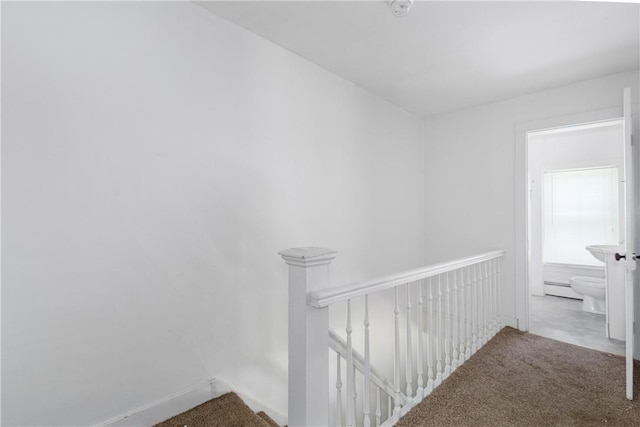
[{"xmin": 389, "ymin": 0, "xmax": 413, "ymax": 17}]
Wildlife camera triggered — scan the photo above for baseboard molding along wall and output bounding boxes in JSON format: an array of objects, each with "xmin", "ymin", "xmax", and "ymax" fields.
[
  {"xmin": 97, "ymin": 378, "xmax": 287, "ymax": 427},
  {"xmin": 500, "ymin": 314, "xmax": 518, "ymax": 330}
]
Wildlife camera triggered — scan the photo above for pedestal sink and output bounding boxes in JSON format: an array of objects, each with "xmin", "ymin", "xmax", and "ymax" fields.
[
  {"xmin": 586, "ymin": 245, "xmax": 620, "ymax": 263},
  {"xmin": 585, "ymin": 244, "xmax": 625, "ymax": 340}
]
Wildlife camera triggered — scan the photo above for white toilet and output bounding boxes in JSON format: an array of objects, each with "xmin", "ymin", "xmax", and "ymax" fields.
[{"xmin": 569, "ymin": 276, "xmax": 606, "ymax": 314}]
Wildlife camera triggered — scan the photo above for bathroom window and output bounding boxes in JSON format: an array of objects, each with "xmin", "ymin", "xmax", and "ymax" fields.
[{"xmin": 543, "ymin": 167, "xmax": 619, "ymax": 266}]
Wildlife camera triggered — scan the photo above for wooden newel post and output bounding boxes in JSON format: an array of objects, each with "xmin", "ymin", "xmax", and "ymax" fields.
[{"xmin": 279, "ymin": 247, "xmax": 337, "ymax": 427}]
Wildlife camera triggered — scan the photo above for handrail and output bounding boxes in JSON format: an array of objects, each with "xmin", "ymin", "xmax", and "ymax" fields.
[
  {"xmin": 329, "ymin": 329, "xmax": 407, "ymax": 406},
  {"xmin": 311, "ymin": 250, "xmax": 505, "ymax": 308}
]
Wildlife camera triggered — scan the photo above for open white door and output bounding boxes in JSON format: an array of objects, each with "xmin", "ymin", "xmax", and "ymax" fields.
[{"xmin": 619, "ymin": 87, "xmax": 636, "ymax": 400}]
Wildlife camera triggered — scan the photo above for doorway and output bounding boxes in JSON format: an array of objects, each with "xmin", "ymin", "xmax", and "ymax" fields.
[
  {"xmin": 527, "ymin": 120, "xmax": 625, "ymax": 354},
  {"xmin": 514, "ymin": 115, "xmax": 630, "ymax": 355}
]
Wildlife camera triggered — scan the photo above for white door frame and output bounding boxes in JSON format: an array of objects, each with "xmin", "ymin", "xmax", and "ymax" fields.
[
  {"xmin": 514, "ymin": 106, "xmax": 632, "ymax": 332},
  {"xmin": 622, "ymin": 87, "xmax": 635, "ymax": 399}
]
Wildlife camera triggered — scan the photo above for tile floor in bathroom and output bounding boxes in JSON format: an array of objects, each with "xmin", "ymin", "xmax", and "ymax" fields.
[{"xmin": 529, "ymin": 294, "xmax": 625, "ymax": 356}]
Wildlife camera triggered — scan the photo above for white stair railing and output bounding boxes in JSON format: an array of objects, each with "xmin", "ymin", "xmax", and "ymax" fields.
[
  {"xmin": 280, "ymin": 248, "xmax": 505, "ymax": 427},
  {"xmin": 329, "ymin": 329, "xmax": 407, "ymax": 427}
]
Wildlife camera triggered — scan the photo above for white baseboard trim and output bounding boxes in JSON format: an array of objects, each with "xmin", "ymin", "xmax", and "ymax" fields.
[
  {"xmin": 97, "ymin": 378, "xmax": 287, "ymax": 427},
  {"xmin": 500, "ymin": 314, "xmax": 518, "ymax": 330},
  {"xmin": 98, "ymin": 378, "xmax": 224, "ymax": 427},
  {"xmin": 543, "ymin": 283, "xmax": 583, "ymax": 300},
  {"xmin": 232, "ymin": 384, "xmax": 288, "ymax": 427}
]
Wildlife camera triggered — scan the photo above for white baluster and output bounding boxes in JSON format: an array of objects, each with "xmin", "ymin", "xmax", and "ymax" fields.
[
  {"xmin": 336, "ymin": 353, "xmax": 344, "ymax": 427},
  {"xmin": 485, "ymin": 261, "xmax": 491, "ymax": 338},
  {"xmin": 364, "ymin": 295, "xmax": 371, "ymax": 427},
  {"xmin": 491, "ymin": 260, "xmax": 496, "ymax": 336},
  {"xmin": 346, "ymin": 300, "xmax": 355, "ymax": 427},
  {"xmin": 486, "ymin": 260, "xmax": 493, "ymax": 341},
  {"xmin": 435, "ymin": 275, "xmax": 443, "ymax": 386},
  {"xmin": 465, "ymin": 266, "xmax": 472, "ymax": 360},
  {"xmin": 497, "ymin": 258, "xmax": 502, "ymax": 332},
  {"xmin": 375, "ymin": 387, "xmax": 381, "ymax": 427},
  {"xmin": 495, "ymin": 260, "xmax": 499, "ymax": 332},
  {"xmin": 458, "ymin": 268, "xmax": 466, "ymax": 364},
  {"xmin": 406, "ymin": 283, "xmax": 413, "ymax": 399},
  {"xmin": 393, "ymin": 287, "xmax": 401, "ymax": 420},
  {"xmin": 416, "ymin": 281, "xmax": 424, "ymax": 400},
  {"xmin": 353, "ymin": 366, "xmax": 357, "ymax": 424},
  {"xmin": 482, "ymin": 261, "xmax": 489, "ymax": 345},
  {"xmin": 387, "ymin": 396, "xmax": 392, "ymax": 423},
  {"xmin": 444, "ymin": 272, "xmax": 451, "ymax": 378},
  {"xmin": 426, "ymin": 277, "xmax": 434, "ymax": 394},
  {"xmin": 478, "ymin": 262, "xmax": 485, "ymax": 347},
  {"xmin": 472, "ymin": 264, "xmax": 479, "ymax": 354},
  {"xmin": 476, "ymin": 263, "xmax": 483, "ymax": 347},
  {"xmin": 477, "ymin": 263, "xmax": 483, "ymax": 347},
  {"xmin": 452, "ymin": 270, "xmax": 459, "ymax": 370}
]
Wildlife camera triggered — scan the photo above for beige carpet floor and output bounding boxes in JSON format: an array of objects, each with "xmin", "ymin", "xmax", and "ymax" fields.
[
  {"xmin": 398, "ymin": 327, "xmax": 640, "ymax": 426},
  {"xmin": 154, "ymin": 392, "xmax": 279, "ymax": 427}
]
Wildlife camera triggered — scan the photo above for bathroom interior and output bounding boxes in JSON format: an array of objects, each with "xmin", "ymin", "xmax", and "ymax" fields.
[{"xmin": 528, "ymin": 119, "xmax": 626, "ymax": 355}]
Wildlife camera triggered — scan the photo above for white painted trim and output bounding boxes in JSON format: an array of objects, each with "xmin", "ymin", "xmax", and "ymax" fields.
[
  {"xmin": 544, "ymin": 262, "xmax": 604, "ymax": 271},
  {"xmin": 279, "ymin": 247, "xmax": 337, "ymax": 268},
  {"xmin": 515, "ymin": 106, "xmax": 636, "ymax": 332},
  {"xmin": 543, "ymin": 284, "xmax": 583, "ymax": 300},
  {"xmin": 311, "ymin": 250, "xmax": 505, "ymax": 308},
  {"xmin": 281, "ymin": 247, "xmax": 333, "ymax": 426},
  {"xmin": 499, "ymin": 315, "xmax": 518, "ymax": 330},
  {"xmin": 233, "ymin": 383, "xmax": 288, "ymax": 427},
  {"xmin": 97, "ymin": 378, "xmax": 221, "ymax": 427},
  {"xmin": 96, "ymin": 378, "xmax": 287, "ymax": 427}
]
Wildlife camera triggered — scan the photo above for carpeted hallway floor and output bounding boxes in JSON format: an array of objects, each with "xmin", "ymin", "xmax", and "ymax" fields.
[
  {"xmin": 398, "ymin": 327, "xmax": 640, "ymax": 426},
  {"xmin": 155, "ymin": 327, "xmax": 640, "ymax": 426}
]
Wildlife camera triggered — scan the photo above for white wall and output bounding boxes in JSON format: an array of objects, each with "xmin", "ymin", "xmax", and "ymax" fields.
[
  {"xmin": 1, "ymin": 2, "xmax": 424, "ymax": 425},
  {"xmin": 423, "ymin": 70, "xmax": 639, "ymax": 327}
]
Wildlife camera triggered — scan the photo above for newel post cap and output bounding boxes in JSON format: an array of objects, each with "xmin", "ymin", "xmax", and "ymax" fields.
[{"xmin": 279, "ymin": 247, "xmax": 337, "ymax": 267}]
